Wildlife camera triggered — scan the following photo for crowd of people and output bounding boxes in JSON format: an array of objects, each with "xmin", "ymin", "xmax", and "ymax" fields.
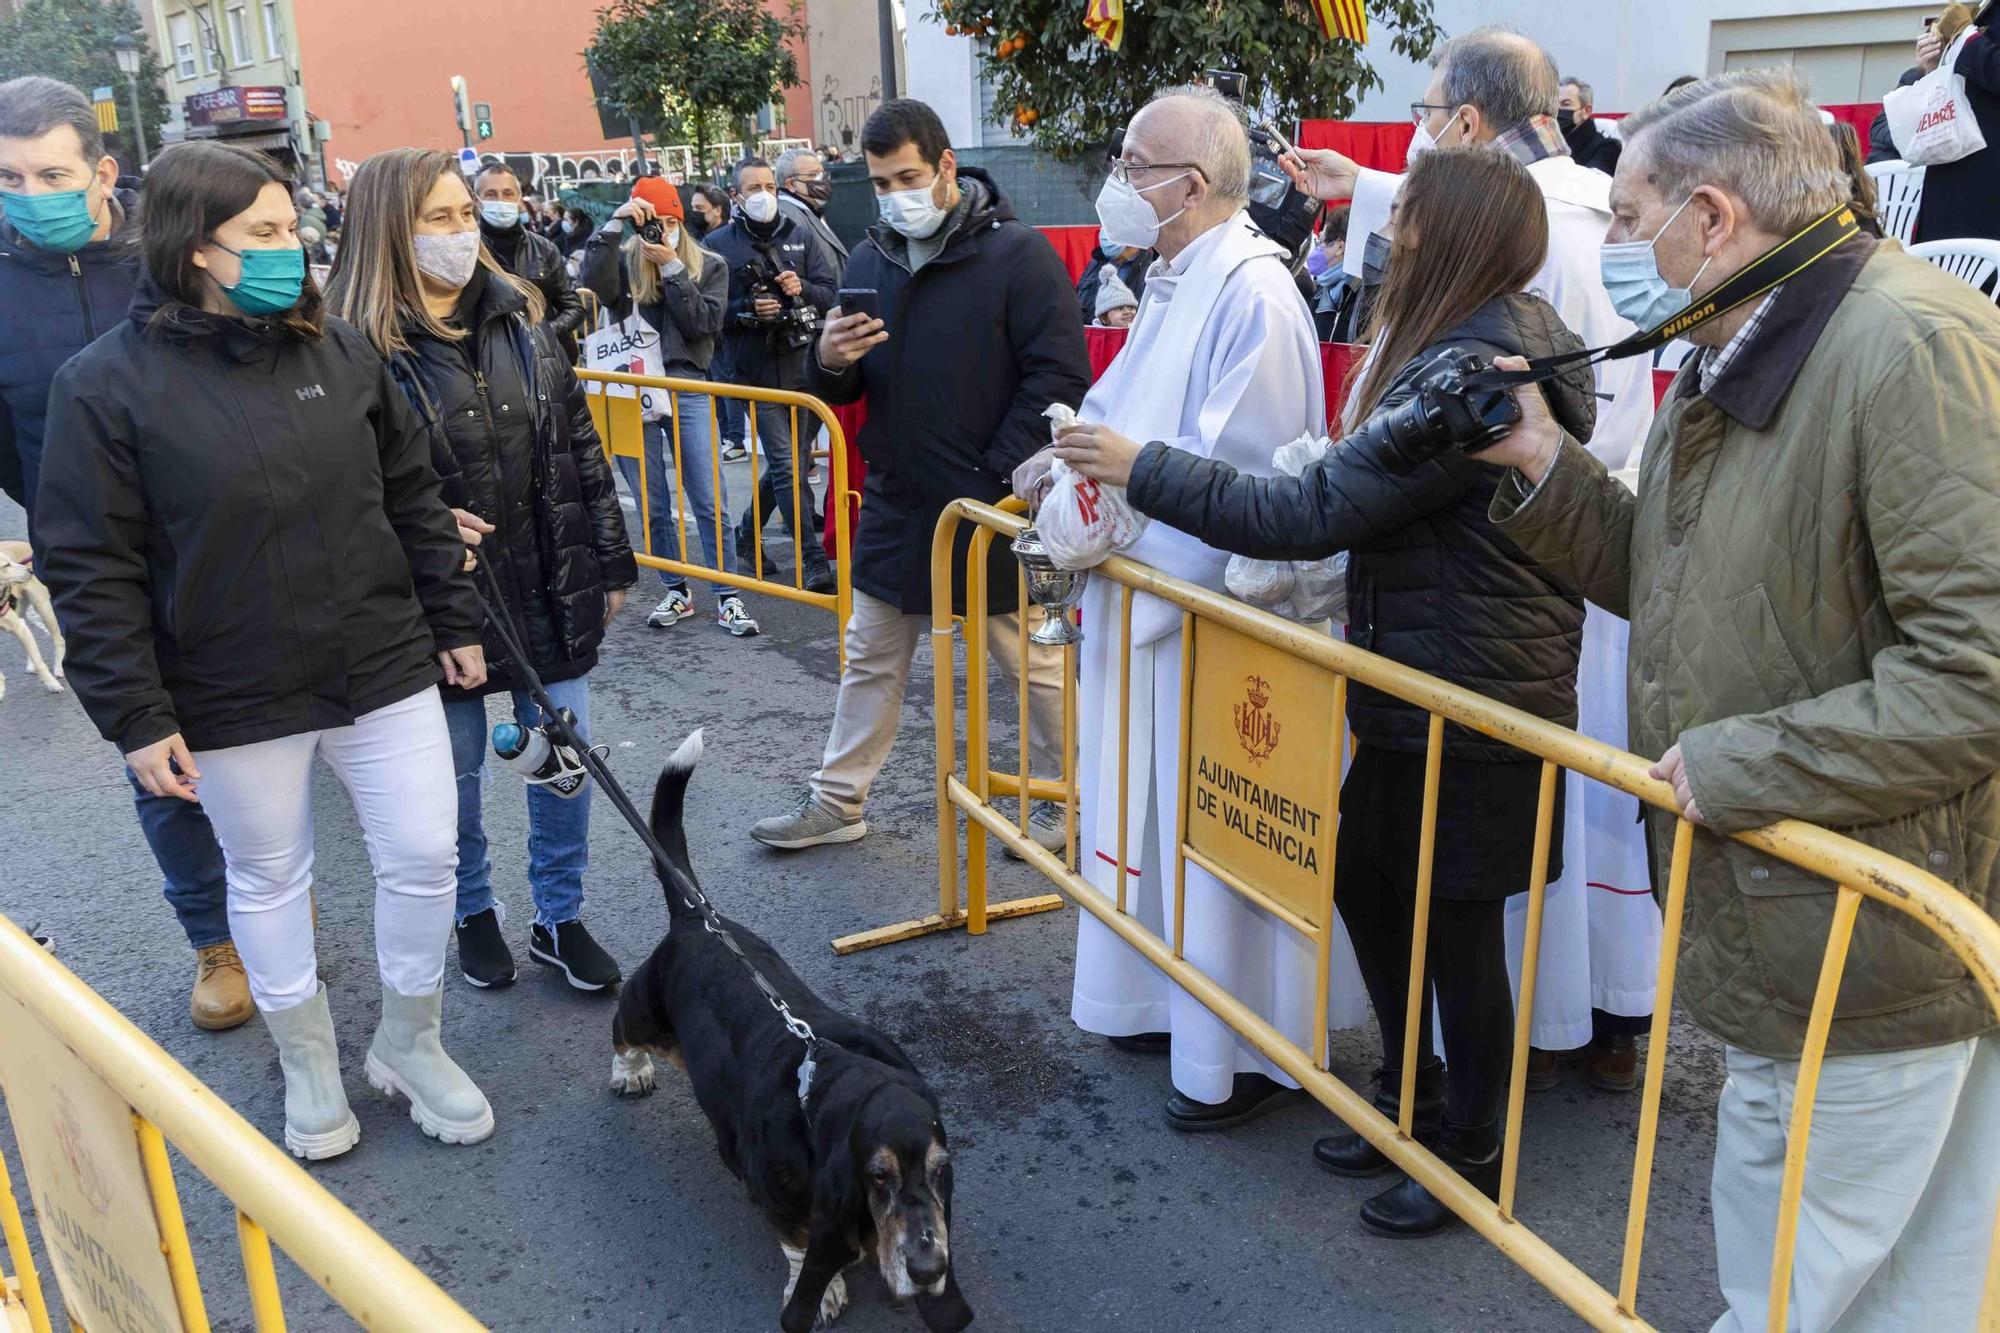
[{"xmin": 2, "ymin": 7, "xmax": 1999, "ymax": 1326}]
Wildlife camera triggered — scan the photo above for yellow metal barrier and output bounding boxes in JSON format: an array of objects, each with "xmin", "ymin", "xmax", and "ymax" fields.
[
  {"xmin": 891, "ymin": 496, "xmax": 2000, "ymax": 1332},
  {"xmin": 0, "ymin": 916, "xmax": 485, "ymax": 1332},
  {"xmin": 577, "ymin": 369, "xmax": 853, "ymax": 649}
]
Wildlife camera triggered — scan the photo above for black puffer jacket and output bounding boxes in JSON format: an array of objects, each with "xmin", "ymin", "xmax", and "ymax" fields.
[
  {"xmin": 1128, "ymin": 293, "xmax": 1596, "ymax": 761},
  {"xmin": 480, "ymin": 217, "xmax": 587, "ymax": 354},
  {"xmin": 392, "ymin": 268, "xmax": 635, "ymax": 698},
  {"xmin": 35, "ymin": 275, "xmax": 480, "ymax": 754}
]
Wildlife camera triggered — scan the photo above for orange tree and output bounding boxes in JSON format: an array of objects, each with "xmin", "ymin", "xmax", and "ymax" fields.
[{"xmin": 938, "ymin": 0, "xmax": 1442, "ymax": 159}]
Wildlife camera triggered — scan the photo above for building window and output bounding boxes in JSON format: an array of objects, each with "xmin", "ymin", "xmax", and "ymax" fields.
[
  {"xmin": 261, "ymin": 0, "xmax": 283, "ymax": 58},
  {"xmin": 196, "ymin": 6, "xmax": 219, "ymax": 74},
  {"xmin": 169, "ymin": 12, "xmax": 197, "ymax": 79},
  {"xmin": 226, "ymin": 3, "xmax": 251, "ymax": 66}
]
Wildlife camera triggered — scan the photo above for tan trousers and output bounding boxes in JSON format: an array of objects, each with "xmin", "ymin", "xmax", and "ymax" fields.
[{"xmin": 811, "ymin": 589, "xmax": 1064, "ymax": 819}]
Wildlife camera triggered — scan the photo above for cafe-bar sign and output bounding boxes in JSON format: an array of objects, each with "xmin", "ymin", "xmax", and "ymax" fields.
[{"xmin": 186, "ymin": 85, "xmax": 287, "ymax": 127}]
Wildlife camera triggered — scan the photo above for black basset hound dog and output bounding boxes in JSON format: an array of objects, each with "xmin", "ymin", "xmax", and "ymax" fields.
[{"xmin": 611, "ymin": 732, "xmax": 973, "ymax": 1332}]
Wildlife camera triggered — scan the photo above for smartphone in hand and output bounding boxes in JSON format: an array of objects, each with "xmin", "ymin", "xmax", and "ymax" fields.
[{"xmin": 838, "ymin": 287, "xmax": 882, "ymax": 325}]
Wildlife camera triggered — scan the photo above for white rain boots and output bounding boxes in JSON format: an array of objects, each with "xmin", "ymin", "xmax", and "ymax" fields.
[
  {"xmin": 261, "ymin": 985, "xmax": 362, "ymax": 1160},
  {"xmin": 365, "ymin": 985, "xmax": 494, "ymax": 1146}
]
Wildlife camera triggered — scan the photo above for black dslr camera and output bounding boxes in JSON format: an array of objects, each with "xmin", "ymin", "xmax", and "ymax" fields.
[
  {"xmin": 741, "ymin": 254, "xmax": 819, "ymax": 352},
  {"xmin": 638, "ymin": 219, "xmax": 667, "ymax": 245},
  {"xmin": 1364, "ymin": 348, "xmax": 1523, "ymax": 473},
  {"xmin": 1206, "ymin": 68, "xmax": 1325, "ymax": 266}
]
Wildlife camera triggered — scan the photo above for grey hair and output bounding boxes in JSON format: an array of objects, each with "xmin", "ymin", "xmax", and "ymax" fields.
[
  {"xmin": 1430, "ymin": 25, "xmax": 1560, "ymax": 130},
  {"xmin": 1143, "ymin": 84, "xmax": 1251, "ymax": 204},
  {"xmin": 1560, "ymin": 77, "xmax": 1594, "ymax": 107},
  {"xmin": 0, "ymin": 76, "xmax": 106, "ymax": 165},
  {"xmin": 1620, "ymin": 69, "xmax": 1850, "ymax": 233},
  {"xmin": 773, "ymin": 147, "xmax": 819, "ymax": 184}
]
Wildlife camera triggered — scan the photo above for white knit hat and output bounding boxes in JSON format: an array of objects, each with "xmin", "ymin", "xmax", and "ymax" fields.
[{"xmin": 1094, "ymin": 265, "xmax": 1138, "ymax": 320}]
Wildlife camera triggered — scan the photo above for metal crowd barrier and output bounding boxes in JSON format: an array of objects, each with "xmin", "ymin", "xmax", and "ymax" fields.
[
  {"xmin": 0, "ymin": 915, "xmax": 484, "ymax": 1333},
  {"xmin": 849, "ymin": 495, "xmax": 2000, "ymax": 1332},
  {"xmin": 576, "ymin": 369, "xmax": 853, "ymax": 652}
]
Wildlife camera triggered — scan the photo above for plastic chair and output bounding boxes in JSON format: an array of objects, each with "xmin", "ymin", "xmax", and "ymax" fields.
[
  {"xmin": 1907, "ymin": 238, "xmax": 2000, "ymax": 304},
  {"xmin": 1864, "ymin": 160, "xmax": 1926, "ymax": 246}
]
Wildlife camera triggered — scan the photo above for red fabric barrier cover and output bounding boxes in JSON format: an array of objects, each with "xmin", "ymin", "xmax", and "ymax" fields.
[
  {"xmin": 1039, "ymin": 224, "xmax": 1103, "ymax": 283},
  {"xmin": 822, "ymin": 339, "xmax": 1687, "ymax": 555}
]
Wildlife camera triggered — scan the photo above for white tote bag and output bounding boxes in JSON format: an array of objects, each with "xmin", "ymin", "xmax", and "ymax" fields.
[
  {"xmin": 1884, "ymin": 29, "xmax": 1989, "ymax": 167},
  {"xmin": 579, "ymin": 309, "xmax": 669, "ymax": 421}
]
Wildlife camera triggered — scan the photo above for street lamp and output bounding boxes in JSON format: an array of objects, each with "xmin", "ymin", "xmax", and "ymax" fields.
[{"xmin": 110, "ymin": 31, "xmax": 150, "ymax": 170}]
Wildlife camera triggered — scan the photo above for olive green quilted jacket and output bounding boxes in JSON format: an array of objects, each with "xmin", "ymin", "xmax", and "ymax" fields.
[{"xmin": 1494, "ymin": 238, "xmax": 2000, "ymax": 1058}]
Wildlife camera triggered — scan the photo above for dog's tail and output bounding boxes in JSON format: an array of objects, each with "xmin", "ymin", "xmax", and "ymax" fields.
[{"xmin": 651, "ymin": 729, "xmax": 704, "ymax": 920}]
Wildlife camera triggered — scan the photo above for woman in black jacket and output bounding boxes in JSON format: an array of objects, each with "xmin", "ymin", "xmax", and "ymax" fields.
[
  {"xmin": 1914, "ymin": 0, "xmax": 2000, "ymax": 244},
  {"xmin": 1054, "ymin": 149, "xmax": 1594, "ymax": 1239},
  {"xmin": 580, "ymin": 177, "xmax": 757, "ymax": 636},
  {"xmin": 36, "ymin": 140, "xmax": 493, "ymax": 1161},
  {"xmin": 327, "ymin": 148, "xmax": 637, "ymax": 995}
]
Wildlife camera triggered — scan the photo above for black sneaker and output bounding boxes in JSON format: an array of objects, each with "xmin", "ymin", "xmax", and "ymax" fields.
[
  {"xmin": 528, "ymin": 919, "xmax": 622, "ymax": 992},
  {"xmin": 804, "ymin": 561, "xmax": 836, "ymax": 594},
  {"xmin": 455, "ymin": 908, "xmax": 517, "ymax": 988}
]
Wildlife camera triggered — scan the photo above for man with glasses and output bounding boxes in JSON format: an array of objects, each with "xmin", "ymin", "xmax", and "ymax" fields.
[
  {"xmin": 1288, "ymin": 24, "xmax": 1665, "ymax": 1099},
  {"xmin": 1015, "ymin": 85, "xmax": 1355, "ymax": 1132},
  {"xmin": 775, "ymin": 146, "xmax": 847, "ymax": 268}
]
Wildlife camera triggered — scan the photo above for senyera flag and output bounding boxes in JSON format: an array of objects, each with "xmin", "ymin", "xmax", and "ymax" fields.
[
  {"xmin": 1085, "ymin": 0, "xmax": 1124, "ymax": 50},
  {"xmin": 1312, "ymin": 0, "xmax": 1368, "ymax": 42}
]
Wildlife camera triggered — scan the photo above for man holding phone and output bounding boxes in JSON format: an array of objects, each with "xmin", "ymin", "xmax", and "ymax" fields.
[{"xmin": 749, "ymin": 97, "xmax": 1088, "ymax": 852}]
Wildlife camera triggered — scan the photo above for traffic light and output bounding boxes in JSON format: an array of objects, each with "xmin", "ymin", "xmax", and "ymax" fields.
[
  {"xmin": 450, "ymin": 75, "xmax": 472, "ymax": 136},
  {"xmin": 473, "ymin": 102, "xmax": 494, "ymax": 141}
]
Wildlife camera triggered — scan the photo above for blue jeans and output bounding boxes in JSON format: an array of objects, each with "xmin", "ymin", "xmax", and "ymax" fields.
[
  {"xmin": 712, "ymin": 345, "xmax": 748, "ymax": 447},
  {"xmin": 735, "ymin": 400, "xmax": 825, "ymax": 569},
  {"xmin": 614, "ymin": 389, "xmax": 733, "ymax": 602},
  {"xmin": 126, "ymin": 768, "xmax": 232, "ymax": 949},
  {"xmin": 443, "ymin": 675, "xmax": 592, "ymax": 929}
]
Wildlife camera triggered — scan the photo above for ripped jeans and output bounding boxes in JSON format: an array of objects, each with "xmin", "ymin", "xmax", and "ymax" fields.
[{"xmin": 441, "ymin": 675, "xmax": 592, "ymax": 929}]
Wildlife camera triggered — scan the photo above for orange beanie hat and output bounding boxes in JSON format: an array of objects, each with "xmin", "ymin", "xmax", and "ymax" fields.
[{"xmin": 630, "ymin": 176, "xmax": 685, "ymax": 222}]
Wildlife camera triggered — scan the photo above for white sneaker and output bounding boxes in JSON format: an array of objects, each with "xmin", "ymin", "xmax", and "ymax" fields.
[
  {"xmin": 720, "ymin": 440, "xmax": 750, "ymax": 462},
  {"xmin": 647, "ymin": 589, "xmax": 694, "ymax": 627},
  {"xmin": 717, "ymin": 596, "xmax": 761, "ymax": 637}
]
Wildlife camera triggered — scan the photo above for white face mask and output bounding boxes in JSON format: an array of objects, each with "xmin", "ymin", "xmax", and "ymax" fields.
[
  {"xmin": 479, "ymin": 200, "xmax": 521, "ymax": 229},
  {"xmin": 878, "ymin": 179, "xmax": 949, "ymax": 239},
  {"xmin": 1093, "ymin": 171, "xmax": 1190, "ymax": 251},
  {"xmin": 413, "ymin": 229, "xmax": 482, "ymax": 289},
  {"xmin": 741, "ymin": 190, "xmax": 778, "ymax": 224},
  {"xmin": 1405, "ymin": 110, "xmax": 1461, "ymax": 168}
]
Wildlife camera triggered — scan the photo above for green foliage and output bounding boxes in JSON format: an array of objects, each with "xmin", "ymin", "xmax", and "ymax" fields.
[
  {"xmin": 587, "ymin": 0, "xmax": 804, "ymax": 165},
  {"xmin": 935, "ymin": 0, "xmax": 1442, "ymax": 160},
  {"xmin": 0, "ymin": 0, "xmax": 171, "ymax": 167}
]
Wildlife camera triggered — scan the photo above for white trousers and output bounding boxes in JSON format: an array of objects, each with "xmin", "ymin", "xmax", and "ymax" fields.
[
  {"xmin": 190, "ymin": 688, "xmax": 459, "ymax": 1012},
  {"xmin": 1711, "ymin": 1034, "xmax": 2000, "ymax": 1332},
  {"xmin": 812, "ymin": 588, "xmax": 1064, "ymax": 819}
]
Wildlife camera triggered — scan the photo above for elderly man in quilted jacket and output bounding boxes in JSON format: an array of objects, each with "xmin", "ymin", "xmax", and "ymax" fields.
[{"xmin": 1479, "ymin": 71, "xmax": 2000, "ymax": 1331}]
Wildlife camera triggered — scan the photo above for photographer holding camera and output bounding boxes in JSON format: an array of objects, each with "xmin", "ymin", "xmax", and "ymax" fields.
[
  {"xmin": 1054, "ymin": 147, "xmax": 1594, "ymax": 1239},
  {"xmin": 706, "ymin": 157, "xmax": 838, "ymax": 593}
]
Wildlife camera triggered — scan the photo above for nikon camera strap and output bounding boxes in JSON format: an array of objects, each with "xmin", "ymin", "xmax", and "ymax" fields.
[{"xmin": 1464, "ymin": 203, "xmax": 1863, "ymax": 393}]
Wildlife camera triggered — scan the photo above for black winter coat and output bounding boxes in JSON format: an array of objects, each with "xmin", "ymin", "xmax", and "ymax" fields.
[
  {"xmin": 392, "ymin": 269, "xmax": 636, "ymax": 698},
  {"xmin": 706, "ymin": 210, "xmax": 838, "ymax": 389},
  {"xmin": 480, "ymin": 218, "xmax": 587, "ymax": 355},
  {"xmin": 35, "ymin": 277, "xmax": 480, "ymax": 754},
  {"xmin": 1128, "ymin": 294, "xmax": 1596, "ymax": 761},
  {"xmin": 1917, "ymin": 22, "xmax": 2000, "ymax": 244},
  {"xmin": 1562, "ymin": 118, "xmax": 1622, "ymax": 176},
  {"xmin": 0, "ymin": 189, "xmax": 139, "ymax": 540},
  {"xmin": 811, "ymin": 170, "xmax": 1091, "ymax": 615},
  {"xmin": 1073, "ymin": 243, "xmax": 1152, "ymax": 324}
]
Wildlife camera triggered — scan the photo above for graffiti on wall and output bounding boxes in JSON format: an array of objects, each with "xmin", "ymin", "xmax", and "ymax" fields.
[{"xmin": 819, "ymin": 75, "xmax": 882, "ymax": 155}]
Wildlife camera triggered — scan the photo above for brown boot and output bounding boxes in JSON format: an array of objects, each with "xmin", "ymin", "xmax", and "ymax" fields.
[
  {"xmin": 192, "ymin": 942, "xmax": 254, "ymax": 1032},
  {"xmin": 1585, "ymin": 1033, "xmax": 1640, "ymax": 1092},
  {"xmin": 1525, "ymin": 1047, "xmax": 1560, "ymax": 1092}
]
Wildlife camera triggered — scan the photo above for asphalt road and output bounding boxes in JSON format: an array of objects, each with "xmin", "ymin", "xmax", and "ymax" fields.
[{"xmin": 0, "ymin": 487, "xmax": 1729, "ymax": 1332}]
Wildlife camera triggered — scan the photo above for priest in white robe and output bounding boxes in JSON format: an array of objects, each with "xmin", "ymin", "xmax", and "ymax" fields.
[
  {"xmin": 1016, "ymin": 85, "xmax": 1366, "ymax": 1127},
  {"xmin": 1287, "ymin": 26, "xmax": 1662, "ymax": 1085}
]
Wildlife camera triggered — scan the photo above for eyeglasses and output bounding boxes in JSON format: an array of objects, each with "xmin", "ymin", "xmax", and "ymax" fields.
[
  {"xmin": 1410, "ymin": 102, "xmax": 1456, "ymax": 126},
  {"xmin": 1107, "ymin": 156, "xmax": 1207, "ymax": 186}
]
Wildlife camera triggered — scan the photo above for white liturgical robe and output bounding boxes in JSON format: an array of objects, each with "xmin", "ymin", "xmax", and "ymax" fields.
[{"xmin": 1067, "ymin": 214, "xmax": 1370, "ymax": 1105}]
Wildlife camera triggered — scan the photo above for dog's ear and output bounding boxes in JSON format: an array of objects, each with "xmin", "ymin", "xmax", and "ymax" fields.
[{"xmin": 915, "ymin": 1262, "xmax": 974, "ymax": 1333}]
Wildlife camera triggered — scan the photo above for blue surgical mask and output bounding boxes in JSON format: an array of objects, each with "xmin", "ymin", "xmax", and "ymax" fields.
[
  {"xmin": 209, "ymin": 240, "xmax": 306, "ymax": 316},
  {"xmin": 480, "ymin": 200, "xmax": 521, "ymax": 229},
  {"xmin": 2, "ymin": 185, "xmax": 103, "ymax": 253},
  {"xmin": 1599, "ymin": 194, "xmax": 1713, "ymax": 330}
]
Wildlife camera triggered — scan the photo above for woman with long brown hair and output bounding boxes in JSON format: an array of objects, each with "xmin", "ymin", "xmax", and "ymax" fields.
[
  {"xmin": 326, "ymin": 149, "xmax": 636, "ymax": 996},
  {"xmin": 35, "ymin": 139, "xmax": 493, "ymax": 1160},
  {"xmin": 1053, "ymin": 148, "xmax": 1599, "ymax": 1238}
]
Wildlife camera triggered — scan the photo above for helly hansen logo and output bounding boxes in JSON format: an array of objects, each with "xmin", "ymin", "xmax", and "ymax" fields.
[{"xmin": 295, "ymin": 384, "xmax": 326, "ymax": 401}]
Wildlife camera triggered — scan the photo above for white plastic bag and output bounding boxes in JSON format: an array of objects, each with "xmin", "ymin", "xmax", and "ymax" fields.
[
  {"xmin": 1036, "ymin": 404, "xmax": 1149, "ymax": 570},
  {"xmin": 1884, "ymin": 30, "xmax": 1988, "ymax": 167},
  {"xmin": 580, "ymin": 310, "xmax": 670, "ymax": 421},
  {"xmin": 1225, "ymin": 434, "xmax": 1350, "ymax": 625}
]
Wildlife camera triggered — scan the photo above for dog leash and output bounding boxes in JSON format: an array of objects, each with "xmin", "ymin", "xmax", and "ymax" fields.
[{"xmin": 465, "ymin": 555, "xmax": 831, "ymax": 1103}]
